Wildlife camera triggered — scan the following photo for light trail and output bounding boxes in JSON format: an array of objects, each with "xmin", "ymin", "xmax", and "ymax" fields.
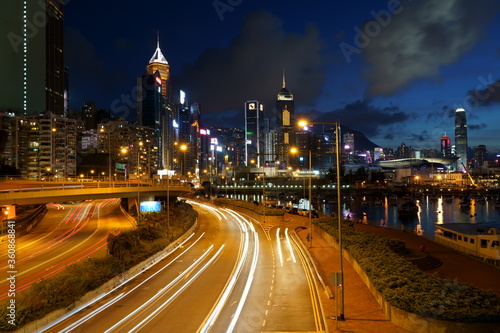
[
  {"xmin": 284, "ymin": 228, "xmax": 297, "ymax": 263},
  {"xmin": 38, "ymin": 231, "xmax": 201, "ymax": 332},
  {"xmin": 128, "ymin": 245, "xmax": 225, "ymax": 333},
  {"xmin": 276, "ymin": 227, "xmax": 284, "ymax": 267}
]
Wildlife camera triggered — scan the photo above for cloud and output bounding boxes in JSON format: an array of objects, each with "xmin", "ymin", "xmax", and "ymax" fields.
[
  {"xmin": 360, "ymin": 0, "xmax": 500, "ymax": 96},
  {"xmin": 469, "ymin": 123, "xmax": 488, "ymax": 130},
  {"xmin": 181, "ymin": 10, "xmax": 326, "ymax": 117},
  {"xmin": 466, "ymin": 79, "xmax": 500, "ymax": 107},
  {"xmin": 307, "ymin": 99, "xmax": 410, "ymax": 137}
]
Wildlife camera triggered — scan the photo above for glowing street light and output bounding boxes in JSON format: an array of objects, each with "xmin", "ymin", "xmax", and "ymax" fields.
[
  {"xmin": 180, "ymin": 144, "xmax": 188, "ymax": 176},
  {"xmin": 298, "ymin": 119, "xmax": 344, "ymax": 321},
  {"xmin": 290, "ymin": 147, "xmax": 312, "ymax": 247}
]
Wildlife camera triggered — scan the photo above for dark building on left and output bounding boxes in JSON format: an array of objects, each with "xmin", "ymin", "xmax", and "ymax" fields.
[{"xmin": 1, "ymin": 0, "xmax": 67, "ymax": 116}]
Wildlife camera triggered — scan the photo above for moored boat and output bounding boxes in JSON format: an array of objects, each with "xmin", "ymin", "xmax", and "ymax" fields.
[{"xmin": 434, "ymin": 222, "xmax": 500, "ymax": 267}]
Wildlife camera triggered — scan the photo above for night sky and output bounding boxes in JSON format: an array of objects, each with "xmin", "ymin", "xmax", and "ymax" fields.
[{"xmin": 65, "ymin": 0, "xmax": 500, "ymax": 153}]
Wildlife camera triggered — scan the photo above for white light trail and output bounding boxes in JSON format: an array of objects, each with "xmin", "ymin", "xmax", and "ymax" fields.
[
  {"xmin": 37, "ymin": 231, "xmax": 201, "ymax": 332},
  {"xmin": 276, "ymin": 228, "xmax": 284, "ymax": 267},
  {"xmin": 285, "ymin": 228, "xmax": 297, "ymax": 263}
]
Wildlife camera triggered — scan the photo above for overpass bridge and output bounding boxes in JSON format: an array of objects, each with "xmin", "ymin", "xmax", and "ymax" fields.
[{"xmin": 0, "ymin": 182, "xmax": 192, "ymax": 206}]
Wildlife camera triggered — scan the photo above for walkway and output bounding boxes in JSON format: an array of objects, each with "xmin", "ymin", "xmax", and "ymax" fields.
[{"xmin": 281, "ymin": 214, "xmax": 500, "ymax": 332}]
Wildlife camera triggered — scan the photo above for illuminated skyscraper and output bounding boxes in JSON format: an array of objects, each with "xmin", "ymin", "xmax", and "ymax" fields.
[
  {"xmin": 440, "ymin": 134, "xmax": 451, "ymax": 157},
  {"xmin": 146, "ymin": 33, "xmax": 170, "ymax": 100},
  {"xmin": 455, "ymin": 108, "xmax": 468, "ymax": 170},
  {"xmin": 1, "ymin": 0, "xmax": 66, "ymax": 115},
  {"xmin": 137, "ymin": 35, "xmax": 171, "ymax": 170},
  {"xmin": 244, "ymin": 100, "xmax": 263, "ymax": 166},
  {"xmin": 276, "ymin": 71, "xmax": 294, "ymax": 166}
]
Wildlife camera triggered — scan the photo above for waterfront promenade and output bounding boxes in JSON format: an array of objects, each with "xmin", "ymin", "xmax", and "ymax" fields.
[{"xmin": 286, "ymin": 214, "xmax": 500, "ymax": 332}]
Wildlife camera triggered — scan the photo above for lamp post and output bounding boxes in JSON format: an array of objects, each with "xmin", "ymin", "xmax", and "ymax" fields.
[
  {"xmin": 298, "ymin": 120, "xmax": 344, "ymax": 320},
  {"xmin": 290, "ymin": 148, "xmax": 312, "ymax": 247},
  {"xmin": 100, "ymin": 127, "xmax": 113, "ymax": 187},
  {"xmin": 180, "ymin": 144, "xmax": 188, "ymax": 177}
]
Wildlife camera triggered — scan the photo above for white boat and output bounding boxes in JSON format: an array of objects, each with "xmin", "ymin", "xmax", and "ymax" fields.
[{"xmin": 434, "ymin": 222, "xmax": 500, "ymax": 267}]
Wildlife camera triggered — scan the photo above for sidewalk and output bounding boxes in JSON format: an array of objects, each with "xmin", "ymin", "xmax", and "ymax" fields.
[
  {"xmin": 285, "ymin": 215, "xmax": 500, "ymax": 332},
  {"xmin": 292, "ymin": 219, "xmax": 410, "ymax": 332}
]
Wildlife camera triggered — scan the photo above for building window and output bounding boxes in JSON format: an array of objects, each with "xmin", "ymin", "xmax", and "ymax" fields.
[
  {"xmin": 480, "ymin": 239, "xmax": 488, "ymax": 248},
  {"xmin": 464, "ymin": 237, "xmax": 468, "ymax": 242},
  {"xmin": 470, "ymin": 238, "xmax": 474, "ymax": 244}
]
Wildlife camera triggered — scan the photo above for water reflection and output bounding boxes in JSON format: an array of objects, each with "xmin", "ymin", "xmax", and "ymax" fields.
[{"xmin": 223, "ymin": 193, "xmax": 500, "ymax": 240}]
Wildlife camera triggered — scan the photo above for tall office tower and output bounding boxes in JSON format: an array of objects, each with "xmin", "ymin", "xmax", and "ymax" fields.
[
  {"xmin": 441, "ymin": 133, "xmax": 451, "ymax": 157},
  {"xmin": 244, "ymin": 100, "xmax": 263, "ymax": 166},
  {"xmin": 190, "ymin": 102, "xmax": 201, "ymax": 175},
  {"xmin": 473, "ymin": 145, "xmax": 488, "ymax": 168},
  {"xmin": 146, "ymin": 34, "xmax": 170, "ymax": 101},
  {"xmin": 276, "ymin": 72, "xmax": 295, "ymax": 166},
  {"xmin": 1, "ymin": 0, "xmax": 65, "ymax": 115},
  {"xmin": 455, "ymin": 108, "xmax": 468, "ymax": 170},
  {"xmin": 137, "ymin": 71, "xmax": 164, "ymax": 169}
]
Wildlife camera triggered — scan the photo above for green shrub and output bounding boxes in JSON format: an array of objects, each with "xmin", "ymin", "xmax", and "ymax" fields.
[{"xmin": 315, "ymin": 217, "xmax": 500, "ymax": 323}]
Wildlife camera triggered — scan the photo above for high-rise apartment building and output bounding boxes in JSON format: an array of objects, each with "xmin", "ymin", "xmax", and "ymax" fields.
[
  {"xmin": 473, "ymin": 145, "xmax": 488, "ymax": 168},
  {"xmin": 455, "ymin": 108, "xmax": 468, "ymax": 170},
  {"xmin": 12, "ymin": 113, "xmax": 80, "ymax": 179},
  {"xmin": 1, "ymin": 0, "xmax": 66, "ymax": 115}
]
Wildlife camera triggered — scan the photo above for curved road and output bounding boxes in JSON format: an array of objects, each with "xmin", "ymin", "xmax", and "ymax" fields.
[
  {"xmin": 39, "ymin": 201, "xmax": 326, "ymax": 332},
  {"xmin": 0, "ymin": 199, "xmax": 134, "ymax": 298}
]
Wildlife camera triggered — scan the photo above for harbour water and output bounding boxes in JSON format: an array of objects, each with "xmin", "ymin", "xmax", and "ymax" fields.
[
  {"xmin": 324, "ymin": 195, "xmax": 500, "ymax": 240},
  {"xmin": 224, "ymin": 192, "xmax": 500, "ymax": 240}
]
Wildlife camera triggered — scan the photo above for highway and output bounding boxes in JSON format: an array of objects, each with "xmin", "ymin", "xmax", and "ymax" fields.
[
  {"xmin": 0, "ymin": 199, "xmax": 135, "ymax": 299},
  {"xmin": 39, "ymin": 201, "xmax": 326, "ymax": 332}
]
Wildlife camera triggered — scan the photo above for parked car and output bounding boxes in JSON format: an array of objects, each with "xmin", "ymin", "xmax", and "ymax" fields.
[{"xmin": 288, "ymin": 207, "xmax": 298, "ymax": 215}]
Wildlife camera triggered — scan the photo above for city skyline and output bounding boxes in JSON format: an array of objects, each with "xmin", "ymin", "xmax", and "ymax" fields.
[{"xmin": 64, "ymin": 0, "xmax": 500, "ymax": 153}]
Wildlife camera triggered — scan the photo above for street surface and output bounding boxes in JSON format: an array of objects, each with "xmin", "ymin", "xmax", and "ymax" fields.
[{"xmin": 38, "ymin": 201, "xmax": 325, "ymax": 332}]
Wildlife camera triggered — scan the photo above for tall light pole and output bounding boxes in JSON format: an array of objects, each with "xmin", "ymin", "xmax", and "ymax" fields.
[
  {"xmin": 290, "ymin": 147, "xmax": 312, "ymax": 247},
  {"xmin": 298, "ymin": 120, "xmax": 344, "ymax": 320},
  {"xmin": 100, "ymin": 127, "xmax": 113, "ymax": 187},
  {"xmin": 180, "ymin": 144, "xmax": 188, "ymax": 177}
]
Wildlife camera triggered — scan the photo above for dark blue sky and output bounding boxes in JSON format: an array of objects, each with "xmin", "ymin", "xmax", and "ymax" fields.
[{"xmin": 65, "ymin": 0, "xmax": 500, "ymax": 153}]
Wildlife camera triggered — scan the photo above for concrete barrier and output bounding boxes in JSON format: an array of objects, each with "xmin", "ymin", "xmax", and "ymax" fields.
[{"xmin": 313, "ymin": 225, "xmax": 500, "ymax": 333}]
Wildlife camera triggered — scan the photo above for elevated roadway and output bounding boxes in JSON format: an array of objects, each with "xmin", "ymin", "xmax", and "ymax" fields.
[{"xmin": 0, "ymin": 182, "xmax": 191, "ymax": 205}]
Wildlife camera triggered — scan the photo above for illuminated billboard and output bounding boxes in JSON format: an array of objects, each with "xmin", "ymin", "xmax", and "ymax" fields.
[{"xmin": 140, "ymin": 201, "xmax": 162, "ymax": 213}]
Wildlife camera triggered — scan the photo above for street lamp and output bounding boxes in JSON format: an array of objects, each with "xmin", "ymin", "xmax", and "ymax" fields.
[
  {"xmin": 290, "ymin": 147, "xmax": 312, "ymax": 247},
  {"xmin": 100, "ymin": 127, "xmax": 112, "ymax": 186},
  {"xmin": 298, "ymin": 120, "xmax": 344, "ymax": 320},
  {"xmin": 180, "ymin": 144, "xmax": 188, "ymax": 176}
]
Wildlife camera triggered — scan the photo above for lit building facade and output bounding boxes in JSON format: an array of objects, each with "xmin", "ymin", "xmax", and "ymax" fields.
[
  {"xmin": 455, "ymin": 107, "xmax": 468, "ymax": 170},
  {"xmin": 276, "ymin": 74, "xmax": 295, "ymax": 167},
  {"xmin": 12, "ymin": 113, "xmax": 80, "ymax": 179},
  {"xmin": 137, "ymin": 36, "xmax": 172, "ymax": 170},
  {"xmin": 441, "ymin": 134, "xmax": 451, "ymax": 157},
  {"xmin": 244, "ymin": 100, "xmax": 263, "ymax": 166},
  {"xmin": 1, "ymin": 0, "xmax": 66, "ymax": 116},
  {"xmin": 473, "ymin": 145, "xmax": 488, "ymax": 168}
]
